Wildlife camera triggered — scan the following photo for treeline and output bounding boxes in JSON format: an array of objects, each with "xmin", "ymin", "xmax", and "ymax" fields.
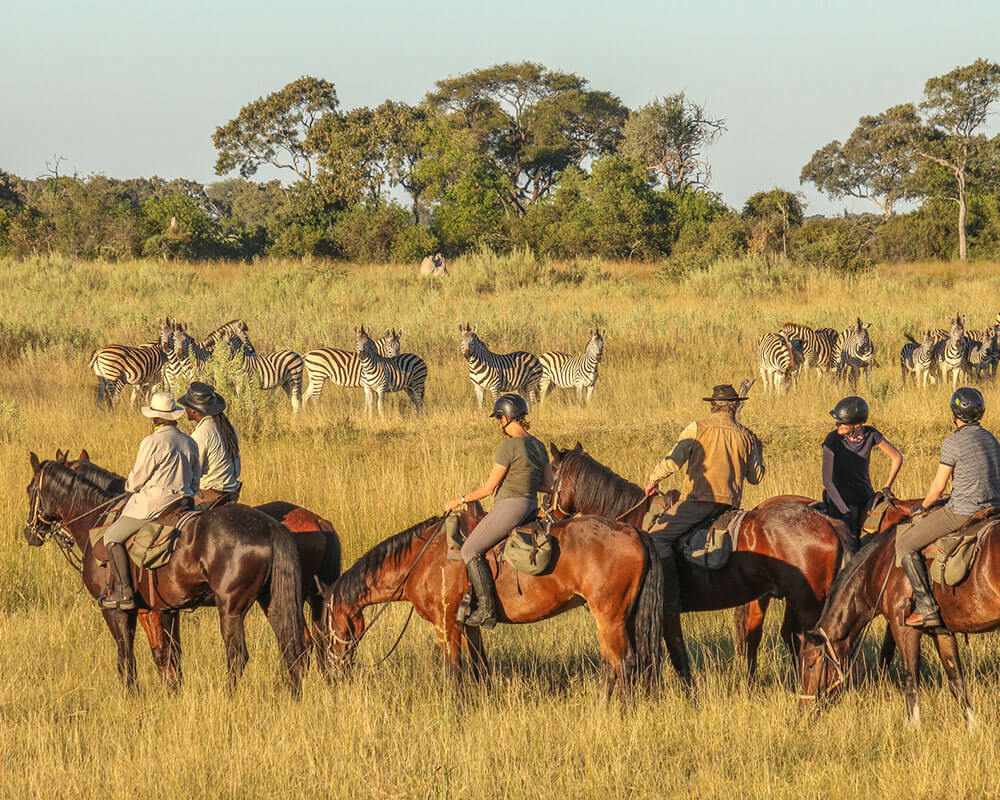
[{"xmin": 1, "ymin": 60, "xmax": 999, "ymax": 268}]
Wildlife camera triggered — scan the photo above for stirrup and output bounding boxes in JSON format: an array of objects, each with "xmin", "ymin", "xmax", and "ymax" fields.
[
  {"xmin": 903, "ymin": 610, "xmax": 944, "ymax": 631},
  {"xmin": 455, "ymin": 591, "xmax": 473, "ymax": 625}
]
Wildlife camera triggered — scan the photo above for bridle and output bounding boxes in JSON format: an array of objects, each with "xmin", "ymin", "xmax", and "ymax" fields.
[
  {"xmin": 797, "ymin": 627, "xmax": 846, "ymax": 702},
  {"xmin": 545, "ymin": 466, "xmax": 572, "ymax": 520}
]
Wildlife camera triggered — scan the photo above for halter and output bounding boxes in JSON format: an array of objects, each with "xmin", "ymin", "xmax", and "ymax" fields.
[{"xmin": 545, "ymin": 467, "xmax": 572, "ymax": 519}]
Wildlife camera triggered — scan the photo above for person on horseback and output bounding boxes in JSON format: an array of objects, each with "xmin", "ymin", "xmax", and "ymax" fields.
[
  {"xmin": 179, "ymin": 381, "xmax": 241, "ymax": 510},
  {"xmin": 896, "ymin": 387, "xmax": 1000, "ymax": 629},
  {"xmin": 443, "ymin": 393, "xmax": 555, "ymax": 628},
  {"xmin": 643, "ymin": 384, "xmax": 765, "ymax": 614},
  {"xmin": 100, "ymin": 392, "xmax": 200, "ymax": 610},
  {"xmin": 822, "ymin": 396, "xmax": 903, "ymax": 543}
]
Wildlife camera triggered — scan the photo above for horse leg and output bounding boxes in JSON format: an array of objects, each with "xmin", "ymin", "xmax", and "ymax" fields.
[
  {"xmin": 218, "ymin": 609, "xmax": 250, "ymax": 691},
  {"xmin": 932, "ymin": 632, "xmax": 975, "ymax": 728},
  {"xmin": 463, "ymin": 625, "xmax": 491, "ymax": 687},
  {"xmin": 663, "ymin": 614, "xmax": 693, "ymax": 695},
  {"xmin": 780, "ymin": 604, "xmax": 804, "ymax": 680},
  {"xmin": 137, "ymin": 610, "xmax": 170, "ymax": 685},
  {"xmin": 160, "ymin": 610, "xmax": 183, "ymax": 690},
  {"xmin": 435, "ymin": 618, "xmax": 463, "ymax": 683},
  {"xmin": 896, "ymin": 625, "xmax": 923, "ymax": 726},
  {"xmin": 308, "ymin": 593, "xmax": 332, "ymax": 682},
  {"xmin": 101, "ymin": 608, "xmax": 138, "ymax": 690},
  {"xmin": 878, "ymin": 624, "xmax": 897, "ymax": 673},
  {"xmin": 735, "ymin": 597, "xmax": 769, "ymax": 684},
  {"xmin": 593, "ymin": 610, "xmax": 631, "ymax": 703}
]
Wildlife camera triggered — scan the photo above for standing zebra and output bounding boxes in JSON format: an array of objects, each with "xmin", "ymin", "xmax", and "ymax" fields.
[
  {"xmin": 757, "ymin": 331, "xmax": 803, "ymax": 392},
  {"xmin": 778, "ymin": 322, "xmax": 835, "ymax": 378},
  {"xmin": 88, "ymin": 323, "xmax": 169, "ymax": 406},
  {"xmin": 159, "ymin": 318, "xmax": 197, "ymax": 392},
  {"xmin": 200, "ymin": 319, "xmax": 249, "ymax": 362},
  {"xmin": 834, "ymin": 318, "xmax": 876, "ymax": 386},
  {"xmin": 354, "ymin": 325, "xmax": 427, "ymax": 417},
  {"xmin": 233, "ymin": 327, "xmax": 304, "ymax": 412},
  {"xmin": 933, "ymin": 313, "xmax": 969, "ymax": 388},
  {"xmin": 458, "ymin": 322, "xmax": 542, "ymax": 408},
  {"xmin": 900, "ymin": 330, "xmax": 937, "ymax": 387},
  {"xmin": 302, "ymin": 330, "xmax": 401, "ymax": 406},
  {"xmin": 538, "ymin": 330, "xmax": 604, "ymax": 405},
  {"xmin": 966, "ymin": 326, "xmax": 1000, "ymax": 379}
]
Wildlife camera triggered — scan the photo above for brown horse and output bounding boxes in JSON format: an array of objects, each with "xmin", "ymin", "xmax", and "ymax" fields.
[
  {"xmin": 321, "ymin": 504, "xmax": 676, "ymax": 698},
  {"xmin": 24, "ymin": 454, "xmax": 305, "ymax": 695},
  {"xmin": 55, "ymin": 449, "xmax": 341, "ymax": 685},
  {"xmin": 546, "ymin": 443, "xmax": 855, "ymax": 682}
]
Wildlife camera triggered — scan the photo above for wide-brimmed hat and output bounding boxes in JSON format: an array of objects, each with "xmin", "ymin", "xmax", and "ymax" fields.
[
  {"xmin": 178, "ymin": 381, "xmax": 226, "ymax": 416},
  {"xmin": 141, "ymin": 392, "xmax": 185, "ymax": 420},
  {"xmin": 702, "ymin": 384, "xmax": 748, "ymax": 402}
]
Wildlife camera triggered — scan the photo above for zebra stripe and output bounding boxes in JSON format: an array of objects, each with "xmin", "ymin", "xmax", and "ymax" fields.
[
  {"xmin": 302, "ymin": 331, "xmax": 401, "ymax": 405},
  {"xmin": 966, "ymin": 326, "xmax": 1000, "ymax": 378},
  {"xmin": 539, "ymin": 330, "xmax": 604, "ymax": 405},
  {"xmin": 932, "ymin": 313, "xmax": 968, "ymax": 387},
  {"xmin": 778, "ymin": 323, "xmax": 835, "ymax": 377},
  {"xmin": 757, "ymin": 331, "xmax": 803, "ymax": 392},
  {"xmin": 234, "ymin": 328, "xmax": 304, "ymax": 412},
  {"xmin": 355, "ymin": 326, "xmax": 427, "ymax": 416},
  {"xmin": 900, "ymin": 330, "xmax": 937, "ymax": 388},
  {"xmin": 89, "ymin": 326, "xmax": 168, "ymax": 406},
  {"xmin": 458, "ymin": 322, "xmax": 542, "ymax": 408},
  {"xmin": 834, "ymin": 318, "xmax": 875, "ymax": 385}
]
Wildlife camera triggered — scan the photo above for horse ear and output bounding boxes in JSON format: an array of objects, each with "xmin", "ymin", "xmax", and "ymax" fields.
[
  {"xmin": 55, "ymin": 448, "xmax": 64, "ymax": 462},
  {"xmin": 549, "ymin": 442, "xmax": 562, "ymax": 459},
  {"xmin": 30, "ymin": 452, "xmax": 41, "ymax": 473},
  {"xmin": 471, "ymin": 323, "xmax": 477, "ymax": 333},
  {"xmin": 574, "ymin": 441, "xmax": 583, "ymax": 451},
  {"xmin": 79, "ymin": 449, "xmax": 90, "ymax": 461}
]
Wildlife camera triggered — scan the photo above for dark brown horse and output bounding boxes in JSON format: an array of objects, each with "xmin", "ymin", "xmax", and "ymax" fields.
[
  {"xmin": 24, "ymin": 454, "xmax": 305, "ymax": 694},
  {"xmin": 547, "ymin": 443, "xmax": 855, "ymax": 682},
  {"xmin": 56, "ymin": 449, "xmax": 341, "ymax": 685},
  {"xmin": 322, "ymin": 504, "xmax": 676, "ymax": 698},
  {"xmin": 798, "ymin": 501, "xmax": 980, "ymax": 725}
]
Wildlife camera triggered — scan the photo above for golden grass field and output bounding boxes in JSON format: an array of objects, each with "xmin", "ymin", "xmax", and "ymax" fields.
[{"xmin": 2, "ymin": 253, "xmax": 1000, "ymax": 799}]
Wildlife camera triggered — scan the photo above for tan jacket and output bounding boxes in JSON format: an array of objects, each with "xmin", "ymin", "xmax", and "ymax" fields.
[
  {"xmin": 648, "ymin": 412, "xmax": 765, "ymax": 506},
  {"xmin": 123, "ymin": 424, "xmax": 201, "ymax": 519}
]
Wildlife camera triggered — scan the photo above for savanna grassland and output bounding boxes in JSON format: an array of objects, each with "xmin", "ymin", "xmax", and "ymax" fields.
[{"xmin": 3, "ymin": 253, "xmax": 1000, "ymax": 800}]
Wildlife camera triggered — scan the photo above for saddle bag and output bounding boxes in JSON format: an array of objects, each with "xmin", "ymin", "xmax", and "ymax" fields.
[{"xmin": 504, "ymin": 528, "xmax": 556, "ymax": 576}]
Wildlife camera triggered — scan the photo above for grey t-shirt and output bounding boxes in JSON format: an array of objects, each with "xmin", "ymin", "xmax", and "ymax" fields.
[{"xmin": 940, "ymin": 423, "xmax": 1000, "ymax": 516}]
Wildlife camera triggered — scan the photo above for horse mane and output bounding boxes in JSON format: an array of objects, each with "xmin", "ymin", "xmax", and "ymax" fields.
[
  {"xmin": 559, "ymin": 447, "xmax": 644, "ymax": 518},
  {"xmin": 332, "ymin": 515, "xmax": 442, "ymax": 608},
  {"xmin": 812, "ymin": 532, "xmax": 889, "ymax": 638},
  {"xmin": 70, "ymin": 459, "xmax": 126, "ymax": 494},
  {"xmin": 41, "ymin": 460, "xmax": 114, "ymax": 505}
]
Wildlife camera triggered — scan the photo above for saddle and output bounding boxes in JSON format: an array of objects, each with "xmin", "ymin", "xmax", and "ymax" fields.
[
  {"xmin": 445, "ymin": 509, "xmax": 558, "ymax": 576},
  {"xmin": 679, "ymin": 508, "xmax": 746, "ymax": 570},
  {"xmin": 923, "ymin": 507, "xmax": 1000, "ymax": 587},
  {"xmin": 90, "ymin": 498, "xmax": 199, "ymax": 570}
]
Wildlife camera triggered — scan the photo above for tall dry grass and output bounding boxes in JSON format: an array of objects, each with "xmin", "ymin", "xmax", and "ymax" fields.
[{"xmin": 2, "ymin": 255, "xmax": 1000, "ymax": 799}]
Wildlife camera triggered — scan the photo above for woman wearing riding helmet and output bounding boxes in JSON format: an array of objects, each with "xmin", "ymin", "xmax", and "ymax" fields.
[
  {"xmin": 443, "ymin": 393, "xmax": 555, "ymax": 629},
  {"xmin": 822, "ymin": 395, "xmax": 903, "ymax": 543}
]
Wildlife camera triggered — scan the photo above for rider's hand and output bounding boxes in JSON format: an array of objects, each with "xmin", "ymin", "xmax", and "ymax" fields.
[
  {"xmin": 881, "ymin": 486, "xmax": 897, "ymax": 502},
  {"xmin": 644, "ymin": 481, "xmax": 658, "ymax": 497},
  {"xmin": 910, "ymin": 503, "xmax": 926, "ymax": 517},
  {"xmin": 443, "ymin": 496, "xmax": 463, "ymax": 514}
]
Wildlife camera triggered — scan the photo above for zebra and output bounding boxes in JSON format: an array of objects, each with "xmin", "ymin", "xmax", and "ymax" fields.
[
  {"xmin": 901, "ymin": 330, "xmax": 937, "ymax": 387},
  {"xmin": 232, "ymin": 327, "xmax": 304, "ymax": 412},
  {"xmin": 757, "ymin": 331, "xmax": 803, "ymax": 392},
  {"xmin": 538, "ymin": 330, "xmax": 604, "ymax": 405},
  {"xmin": 834, "ymin": 318, "xmax": 876, "ymax": 386},
  {"xmin": 458, "ymin": 322, "xmax": 542, "ymax": 408},
  {"xmin": 302, "ymin": 330, "xmax": 401, "ymax": 406},
  {"xmin": 932, "ymin": 313, "xmax": 969, "ymax": 387},
  {"xmin": 965, "ymin": 325, "xmax": 999, "ymax": 379},
  {"xmin": 778, "ymin": 322, "xmax": 836, "ymax": 378},
  {"xmin": 160, "ymin": 317, "xmax": 197, "ymax": 392},
  {"xmin": 88, "ymin": 323, "xmax": 169, "ymax": 406},
  {"xmin": 354, "ymin": 325, "xmax": 427, "ymax": 417}
]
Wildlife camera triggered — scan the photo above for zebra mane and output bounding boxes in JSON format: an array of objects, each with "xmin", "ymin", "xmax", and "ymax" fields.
[{"xmin": 556, "ymin": 446, "xmax": 644, "ymax": 519}]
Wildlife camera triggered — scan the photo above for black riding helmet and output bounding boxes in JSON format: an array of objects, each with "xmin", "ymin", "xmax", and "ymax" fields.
[
  {"xmin": 490, "ymin": 393, "xmax": 528, "ymax": 420},
  {"xmin": 830, "ymin": 396, "xmax": 869, "ymax": 425},
  {"xmin": 950, "ymin": 387, "xmax": 985, "ymax": 423}
]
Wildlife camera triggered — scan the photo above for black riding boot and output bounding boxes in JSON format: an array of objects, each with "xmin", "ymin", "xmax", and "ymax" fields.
[
  {"xmin": 660, "ymin": 548, "xmax": 683, "ymax": 616},
  {"xmin": 900, "ymin": 551, "xmax": 942, "ymax": 629},
  {"xmin": 101, "ymin": 542, "xmax": 137, "ymax": 611},
  {"xmin": 461, "ymin": 556, "xmax": 498, "ymax": 629}
]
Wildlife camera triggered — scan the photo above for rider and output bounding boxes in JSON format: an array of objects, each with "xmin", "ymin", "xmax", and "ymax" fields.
[
  {"xmin": 822, "ymin": 396, "xmax": 903, "ymax": 543},
  {"xmin": 643, "ymin": 383, "xmax": 765, "ymax": 614},
  {"xmin": 896, "ymin": 387, "xmax": 1000, "ymax": 629},
  {"xmin": 100, "ymin": 392, "xmax": 200, "ymax": 610},
  {"xmin": 443, "ymin": 393, "xmax": 555, "ymax": 629},
  {"xmin": 178, "ymin": 381, "xmax": 242, "ymax": 510}
]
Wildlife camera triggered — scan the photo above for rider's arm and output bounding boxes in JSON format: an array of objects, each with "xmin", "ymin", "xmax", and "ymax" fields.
[
  {"xmin": 444, "ymin": 463, "xmax": 509, "ymax": 513},
  {"xmin": 822, "ymin": 446, "xmax": 850, "ymax": 514},
  {"xmin": 876, "ymin": 438, "xmax": 903, "ymax": 489},
  {"xmin": 921, "ymin": 463, "xmax": 953, "ymax": 511},
  {"xmin": 124, "ymin": 437, "xmax": 157, "ymax": 493},
  {"xmin": 746, "ymin": 434, "xmax": 765, "ymax": 485},
  {"xmin": 645, "ymin": 421, "xmax": 697, "ymax": 491}
]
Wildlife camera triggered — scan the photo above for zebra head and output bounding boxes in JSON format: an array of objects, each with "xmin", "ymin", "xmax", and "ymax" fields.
[
  {"xmin": 949, "ymin": 312, "xmax": 966, "ymax": 341},
  {"xmin": 379, "ymin": 329, "xmax": 402, "ymax": 358},
  {"xmin": 354, "ymin": 325, "xmax": 376, "ymax": 358},
  {"xmin": 158, "ymin": 318, "xmax": 175, "ymax": 353},
  {"xmin": 458, "ymin": 322, "xmax": 480, "ymax": 360},
  {"xmin": 587, "ymin": 329, "xmax": 604, "ymax": 363}
]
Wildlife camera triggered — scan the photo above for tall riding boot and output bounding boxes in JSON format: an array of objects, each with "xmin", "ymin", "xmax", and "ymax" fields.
[
  {"xmin": 101, "ymin": 542, "xmax": 137, "ymax": 611},
  {"xmin": 900, "ymin": 551, "xmax": 942, "ymax": 629},
  {"xmin": 462, "ymin": 555, "xmax": 498, "ymax": 629},
  {"xmin": 660, "ymin": 548, "xmax": 683, "ymax": 616}
]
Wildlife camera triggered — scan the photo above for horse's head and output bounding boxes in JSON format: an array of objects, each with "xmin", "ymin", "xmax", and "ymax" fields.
[
  {"xmin": 798, "ymin": 629, "xmax": 848, "ymax": 705},
  {"xmin": 318, "ymin": 580, "xmax": 364, "ymax": 676},
  {"xmin": 547, "ymin": 441, "xmax": 584, "ymax": 519},
  {"xmin": 25, "ymin": 452, "xmax": 61, "ymax": 546}
]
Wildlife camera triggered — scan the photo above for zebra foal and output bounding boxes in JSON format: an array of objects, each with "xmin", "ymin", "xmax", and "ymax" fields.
[
  {"xmin": 354, "ymin": 325, "xmax": 427, "ymax": 417},
  {"xmin": 900, "ymin": 331, "xmax": 937, "ymax": 387},
  {"xmin": 458, "ymin": 322, "xmax": 542, "ymax": 408},
  {"xmin": 539, "ymin": 330, "xmax": 604, "ymax": 405}
]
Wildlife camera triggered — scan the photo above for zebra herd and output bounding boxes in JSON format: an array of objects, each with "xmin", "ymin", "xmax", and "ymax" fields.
[
  {"xmin": 900, "ymin": 313, "xmax": 1000, "ymax": 388},
  {"xmin": 756, "ymin": 319, "xmax": 875, "ymax": 390},
  {"xmin": 88, "ymin": 320, "xmax": 606, "ymax": 416}
]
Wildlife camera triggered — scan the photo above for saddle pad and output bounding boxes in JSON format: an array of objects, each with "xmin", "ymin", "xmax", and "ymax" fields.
[{"xmin": 681, "ymin": 509, "xmax": 747, "ymax": 570}]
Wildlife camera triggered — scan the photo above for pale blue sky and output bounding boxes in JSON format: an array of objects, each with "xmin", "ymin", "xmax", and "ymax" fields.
[{"xmin": 3, "ymin": 0, "xmax": 998, "ymax": 215}]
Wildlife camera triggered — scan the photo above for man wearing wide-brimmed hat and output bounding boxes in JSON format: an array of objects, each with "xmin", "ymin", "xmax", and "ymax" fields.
[
  {"xmin": 643, "ymin": 384, "xmax": 765, "ymax": 614},
  {"xmin": 100, "ymin": 392, "xmax": 201, "ymax": 610},
  {"xmin": 179, "ymin": 381, "xmax": 242, "ymax": 510}
]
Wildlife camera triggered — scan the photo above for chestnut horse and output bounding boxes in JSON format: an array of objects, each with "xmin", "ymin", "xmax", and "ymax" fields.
[
  {"xmin": 24, "ymin": 454, "xmax": 305, "ymax": 695},
  {"xmin": 55, "ymin": 449, "xmax": 341, "ymax": 685},
  {"xmin": 322, "ymin": 504, "xmax": 676, "ymax": 698},
  {"xmin": 546, "ymin": 443, "xmax": 854, "ymax": 682}
]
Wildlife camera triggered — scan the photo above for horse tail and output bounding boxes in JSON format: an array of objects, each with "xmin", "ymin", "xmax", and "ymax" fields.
[
  {"xmin": 631, "ymin": 530, "xmax": 664, "ymax": 693},
  {"xmin": 828, "ymin": 515, "xmax": 856, "ymax": 569},
  {"xmin": 318, "ymin": 517, "xmax": 342, "ymax": 585},
  {"xmin": 731, "ymin": 603, "xmax": 750, "ymax": 651},
  {"xmin": 265, "ymin": 520, "xmax": 305, "ymax": 693}
]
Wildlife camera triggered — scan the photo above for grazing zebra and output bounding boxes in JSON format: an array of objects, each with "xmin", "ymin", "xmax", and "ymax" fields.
[
  {"xmin": 538, "ymin": 330, "xmax": 604, "ymax": 405},
  {"xmin": 779, "ymin": 322, "xmax": 836, "ymax": 378},
  {"xmin": 966, "ymin": 326, "xmax": 1000, "ymax": 379},
  {"xmin": 458, "ymin": 322, "xmax": 542, "ymax": 408},
  {"xmin": 834, "ymin": 318, "xmax": 876, "ymax": 386},
  {"xmin": 354, "ymin": 325, "xmax": 427, "ymax": 417},
  {"xmin": 302, "ymin": 330, "xmax": 401, "ymax": 406},
  {"xmin": 757, "ymin": 331, "xmax": 803, "ymax": 392},
  {"xmin": 901, "ymin": 331, "xmax": 937, "ymax": 387},
  {"xmin": 932, "ymin": 313, "xmax": 969, "ymax": 388},
  {"xmin": 233, "ymin": 328, "xmax": 304, "ymax": 412},
  {"xmin": 88, "ymin": 323, "xmax": 169, "ymax": 406}
]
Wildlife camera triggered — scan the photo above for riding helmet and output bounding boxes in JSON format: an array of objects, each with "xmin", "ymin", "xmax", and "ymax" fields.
[
  {"xmin": 950, "ymin": 387, "xmax": 985, "ymax": 423},
  {"xmin": 829, "ymin": 396, "xmax": 869, "ymax": 425},
  {"xmin": 490, "ymin": 393, "xmax": 529, "ymax": 420}
]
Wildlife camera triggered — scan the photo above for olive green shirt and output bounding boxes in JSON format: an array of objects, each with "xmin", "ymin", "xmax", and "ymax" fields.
[{"xmin": 494, "ymin": 435, "xmax": 549, "ymax": 501}]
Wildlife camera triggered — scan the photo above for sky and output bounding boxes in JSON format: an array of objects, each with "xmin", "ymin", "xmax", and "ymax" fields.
[{"xmin": 3, "ymin": 0, "xmax": 999, "ymax": 216}]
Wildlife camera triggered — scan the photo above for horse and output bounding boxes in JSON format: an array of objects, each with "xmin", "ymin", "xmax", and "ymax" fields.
[
  {"xmin": 799, "ymin": 502, "xmax": 983, "ymax": 726},
  {"xmin": 321, "ymin": 503, "xmax": 677, "ymax": 699},
  {"xmin": 24, "ymin": 454, "xmax": 305, "ymax": 695},
  {"xmin": 54, "ymin": 449, "xmax": 341, "ymax": 685},
  {"xmin": 546, "ymin": 442, "xmax": 855, "ymax": 683}
]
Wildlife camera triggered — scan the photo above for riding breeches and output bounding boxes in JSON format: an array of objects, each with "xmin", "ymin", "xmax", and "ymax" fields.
[
  {"xmin": 648, "ymin": 499, "xmax": 731, "ymax": 559},
  {"xmin": 102, "ymin": 515, "xmax": 149, "ymax": 546},
  {"xmin": 895, "ymin": 505, "xmax": 972, "ymax": 563},
  {"xmin": 460, "ymin": 497, "xmax": 538, "ymax": 564}
]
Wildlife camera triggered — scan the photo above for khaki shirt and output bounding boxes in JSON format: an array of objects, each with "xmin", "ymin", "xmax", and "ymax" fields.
[
  {"xmin": 648, "ymin": 412, "xmax": 765, "ymax": 506},
  {"xmin": 191, "ymin": 416, "xmax": 241, "ymax": 492},
  {"xmin": 123, "ymin": 424, "xmax": 201, "ymax": 519}
]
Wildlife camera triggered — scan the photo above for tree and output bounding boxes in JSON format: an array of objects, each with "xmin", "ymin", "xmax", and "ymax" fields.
[
  {"xmin": 621, "ymin": 93, "xmax": 726, "ymax": 192},
  {"xmin": 742, "ymin": 189, "xmax": 804, "ymax": 259},
  {"xmin": 913, "ymin": 59, "xmax": 1000, "ymax": 260},
  {"xmin": 800, "ymin": 104, "xmax": 920, "ymax": 218},
  {"xmin": 212, "ymin": 76, "xmax": 339, "ymax": 181}
]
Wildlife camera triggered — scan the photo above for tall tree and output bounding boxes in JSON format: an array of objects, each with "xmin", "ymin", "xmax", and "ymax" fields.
[
  {"xmin": 743, "ymin": 189, "xmax": 804, "ymax": 259},
  {"xmin": 620, "ymin": 93, "xmax": 726, "ymax": 191},
  {"xmin": 212, "ymin": 77, "xmax": 339, "ymax": 182}
]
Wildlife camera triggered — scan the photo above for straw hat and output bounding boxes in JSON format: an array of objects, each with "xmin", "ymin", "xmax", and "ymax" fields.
[{"xmin": 141, "ymin": 392, "xmax": 185, "ymax": 420}]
